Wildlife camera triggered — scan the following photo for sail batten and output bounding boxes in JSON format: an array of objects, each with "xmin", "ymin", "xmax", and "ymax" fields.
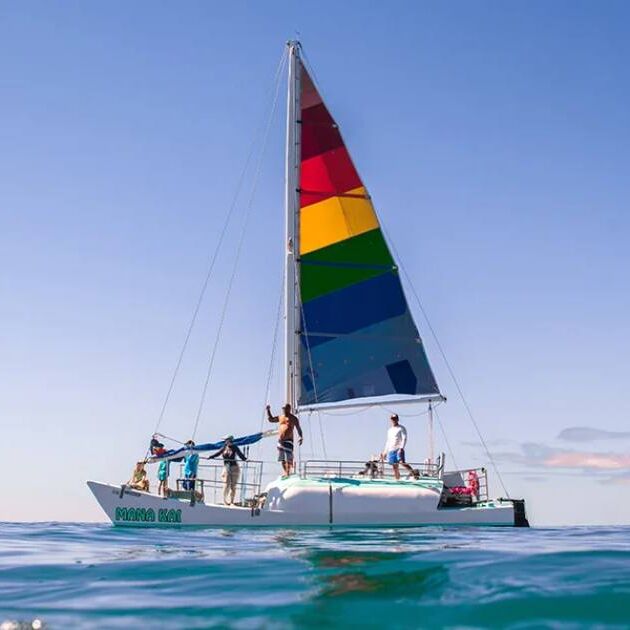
[{"xmin": 297, "ymin": 60, "xmax": 440, "ymax": 407}]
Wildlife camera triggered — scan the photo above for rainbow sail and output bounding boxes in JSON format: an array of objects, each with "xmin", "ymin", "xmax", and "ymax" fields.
[{"xmin": 297, "ymin": 62, "xmax": 440, "ymax": 407}]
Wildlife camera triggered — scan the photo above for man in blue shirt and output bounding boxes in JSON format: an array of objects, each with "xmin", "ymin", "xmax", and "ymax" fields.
[{"xmin": 183, "ymin": 440, "xmax": 199, "ymax": 491}]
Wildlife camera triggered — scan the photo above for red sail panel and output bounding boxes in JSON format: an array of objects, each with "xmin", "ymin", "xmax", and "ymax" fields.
[
  {"xmin": 299, "ymin": 62, "xmax": 363, "ymax": 209},
  {"xmin": 300, "ymin": 146, "xmax": 363, "ymax": 208},
  {"xmin": 301, "ymin": 66, "xmax": 323, "ymax": 110},
  {"xmin": 301, "ymin": 103, "xmax": 344, "ymax": 161}
]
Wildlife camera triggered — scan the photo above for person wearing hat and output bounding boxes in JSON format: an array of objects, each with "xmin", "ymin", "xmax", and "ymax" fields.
[
  {"xmin": 207, "ymin": 435, "xmax": 247, "ymax": 505},
  {"xmin": 150, "ymin": 440, "xmax": 171, "ymax": 497},
  {"xmin": 149, "ymin": 435, "xmax": 163, "ymax": 455},
  {"xmin": 382, "ymin": 414, "xmax": 415, "ymax": 480},
  {"xmin": 183, "ymin": 440, "xmax": 199, "ymax": 492}
]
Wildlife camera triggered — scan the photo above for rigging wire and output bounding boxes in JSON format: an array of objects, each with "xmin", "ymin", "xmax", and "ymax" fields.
[
  {"xmin": 254, "ymin": 273, "xmax": 285, "ymax": 459},
  {"xmin": 305, "ymin": 412, "xmax": 314, "ymax": 458},
  {"xmin": 260, "ymin": 273, "xmax": 285, "ymax": 432},
  {"xmin": 433, "ymin": 406, "xmax": 459, "ymax": 471},
  {"xmin": 296, "ymin": 313, "xmax": 329, "ymax": 460},
  {"xmin": 191, "ymin": 50, "xmax": 286, "ymax": 440},
  {"xmin": 379, "ymin": 220, "xmax": 510, "ymax": 497},
  {"xmin": 153, "ymin": 48, "xmax": 288, "ymax": 436},
  {"xmin": 316, "ymin": 410, "xmax": 328, "ymax": 460},
  {"xmin": 153, "ymin": 432, "xmax": 186, "ymax": 446}
]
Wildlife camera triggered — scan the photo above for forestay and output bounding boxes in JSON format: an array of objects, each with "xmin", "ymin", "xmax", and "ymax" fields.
[{"xmin": 297, "ymin": 62, "xmax": 440, "ymax": 407}]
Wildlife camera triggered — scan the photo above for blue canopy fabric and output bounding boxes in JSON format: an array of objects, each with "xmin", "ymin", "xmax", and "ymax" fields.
[{"xmin": 149, "ymin": 431, "xmax": 266, "ymax": 463}]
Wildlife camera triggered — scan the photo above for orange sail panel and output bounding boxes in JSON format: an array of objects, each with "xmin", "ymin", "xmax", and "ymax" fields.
[{"xmin": 298, "ymin": 62, "xmax": 439, "ymax": 406}]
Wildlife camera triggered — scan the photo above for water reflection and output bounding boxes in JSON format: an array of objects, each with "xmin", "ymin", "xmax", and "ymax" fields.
[{"xmin": 265, "ymin": 528, "xmax": 451, "ymax": 606}]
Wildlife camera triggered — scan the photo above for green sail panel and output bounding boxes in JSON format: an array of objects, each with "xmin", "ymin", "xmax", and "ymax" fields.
[{"xmin": 300, "ymin": 229, "xmax": 395, "ymax": 302}]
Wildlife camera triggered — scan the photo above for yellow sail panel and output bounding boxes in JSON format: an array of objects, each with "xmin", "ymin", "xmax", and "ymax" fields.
[{"xmin": 300, "ymin": 187, "xmax": 378, "ymax": 255}]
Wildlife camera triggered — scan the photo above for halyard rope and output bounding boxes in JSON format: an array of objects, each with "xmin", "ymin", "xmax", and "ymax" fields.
[
  {"xmin": 191, "ymin": 49, "xmax": 287, "ymax": 440},
  {"xmin": 380, "ymin": 220, "xmax": 510, "ymax": 497},
  {"xmin": 153, "ymin": 48, "xmax": 288, "ymax": 436}
]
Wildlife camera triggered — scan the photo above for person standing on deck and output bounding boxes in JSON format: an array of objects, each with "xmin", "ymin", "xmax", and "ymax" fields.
[
  {"xmin": 266, "ymin": 403, "xmax": 303, "ymax": 476},
  {"xmin": 157, "ymin": 457, "xmax": 170, "ymax": 497},
  {"xmin": 207, "ymin": 435, "xmax": 247, "ymax": 505},
  {"xmin": 382, "ymin": 414, "xmax": 415, "ymax": 480},
  {"xmin": 183, "ymin": 440, "xmax": 199, "ymax": 491},
  {"xmin": 151, "ymin": 440, "xmax": 170, "ymax": 497}
]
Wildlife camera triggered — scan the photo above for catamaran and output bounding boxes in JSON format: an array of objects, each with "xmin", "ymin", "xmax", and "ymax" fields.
[{"xmin": 88, "ymin": 41, "xmax": 529, "ymax": 528}]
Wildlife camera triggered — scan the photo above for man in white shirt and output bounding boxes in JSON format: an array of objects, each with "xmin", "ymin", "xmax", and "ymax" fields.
[{"xmin": 382, "ymin": 414, "xmax": 415, "ymax": 480}]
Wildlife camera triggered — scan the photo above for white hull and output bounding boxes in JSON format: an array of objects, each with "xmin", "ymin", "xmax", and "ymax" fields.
[{"xmin": 87, "ymin": 477, "xmax": 520, "ymax": 528}]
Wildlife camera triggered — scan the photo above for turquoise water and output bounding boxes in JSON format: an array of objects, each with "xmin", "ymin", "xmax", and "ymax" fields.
[{"xmin": 0, "ymin": 524, "xmax": 628, "ymax": 628}]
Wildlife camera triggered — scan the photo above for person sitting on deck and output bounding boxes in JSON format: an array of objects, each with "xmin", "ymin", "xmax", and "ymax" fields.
[
  {"xmin": 207, "ymin": 435, "xmax": 247, "ymax": 505},
  {"xmin": 467, "ymin": 469, "xmax": 480, "ymax": 499},
  {"xmin": 127, "ymin": 461, "xmax": 149, "ymax": 492},
  {"xmin": 266, "ymin": 403, "xmax": 303, "ymax": 476},
  {"xmin": 183, "ymin": 440, "xmax": 199, "ymax": 492},
  {"xmin": 382, "ymin": 414, "xmax": 416, "ymax": 480}
]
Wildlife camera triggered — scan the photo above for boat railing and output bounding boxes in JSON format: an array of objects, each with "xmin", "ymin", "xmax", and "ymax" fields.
[
  {"xmin": 174, "ymin": 460, "xmax": 264, "ymax": 506},
  {"xmin": 442, "ymin": 467, "xmax": 488, "ymax": 503},
  {"xmin": 299, "ymin": 459, "xmax": 442, "ymax": 480}
]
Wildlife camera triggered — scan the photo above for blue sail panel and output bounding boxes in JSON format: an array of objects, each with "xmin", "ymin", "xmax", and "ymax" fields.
[{"xmin": 299, "ymin": 311, "xmax": 439, "ymax": 406}]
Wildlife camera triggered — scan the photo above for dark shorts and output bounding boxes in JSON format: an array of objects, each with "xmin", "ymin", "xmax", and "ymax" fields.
[
  {"xmin": 277, "ymin": 440, "xmax": 294, "ymax": 463},
  {"xmin": 387, "ymin": 449, "xmax": 406, "ymax": 465}
]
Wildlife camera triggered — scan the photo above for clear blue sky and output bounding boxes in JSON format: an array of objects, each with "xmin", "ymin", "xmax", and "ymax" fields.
[{"xmin": 2, "ymin": 1, "xmax": 629, "ymax": 524}]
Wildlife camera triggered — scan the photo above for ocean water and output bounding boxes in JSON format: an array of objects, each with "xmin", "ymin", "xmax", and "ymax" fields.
[{"xmin": 0, "ymin": 524, "xmax": 628, "ymax": 629}]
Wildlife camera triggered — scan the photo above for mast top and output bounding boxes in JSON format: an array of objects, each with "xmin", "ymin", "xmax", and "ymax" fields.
[{"xmin": 286, "ymin": 39, "xmax": 301, "ymax": 52}]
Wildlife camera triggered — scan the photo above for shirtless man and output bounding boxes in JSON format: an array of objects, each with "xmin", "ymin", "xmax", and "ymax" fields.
[{"xmin": 266, "ymin": 403, "xmax": 304, "ymax": 475}]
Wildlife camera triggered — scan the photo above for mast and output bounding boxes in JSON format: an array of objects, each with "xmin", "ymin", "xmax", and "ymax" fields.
[
  {"xmin": 284, "ymin": 41, "xmax": 301, "ymax": 408},
  {"xmin": 428, "ymin": 401, "xmax": 434, "ymax": 464}
]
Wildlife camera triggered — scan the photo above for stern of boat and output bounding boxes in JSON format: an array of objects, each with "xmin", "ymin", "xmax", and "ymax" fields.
[{"xmin": 510, "ymin": 498, "xmax": 530, "ymax": 527}]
